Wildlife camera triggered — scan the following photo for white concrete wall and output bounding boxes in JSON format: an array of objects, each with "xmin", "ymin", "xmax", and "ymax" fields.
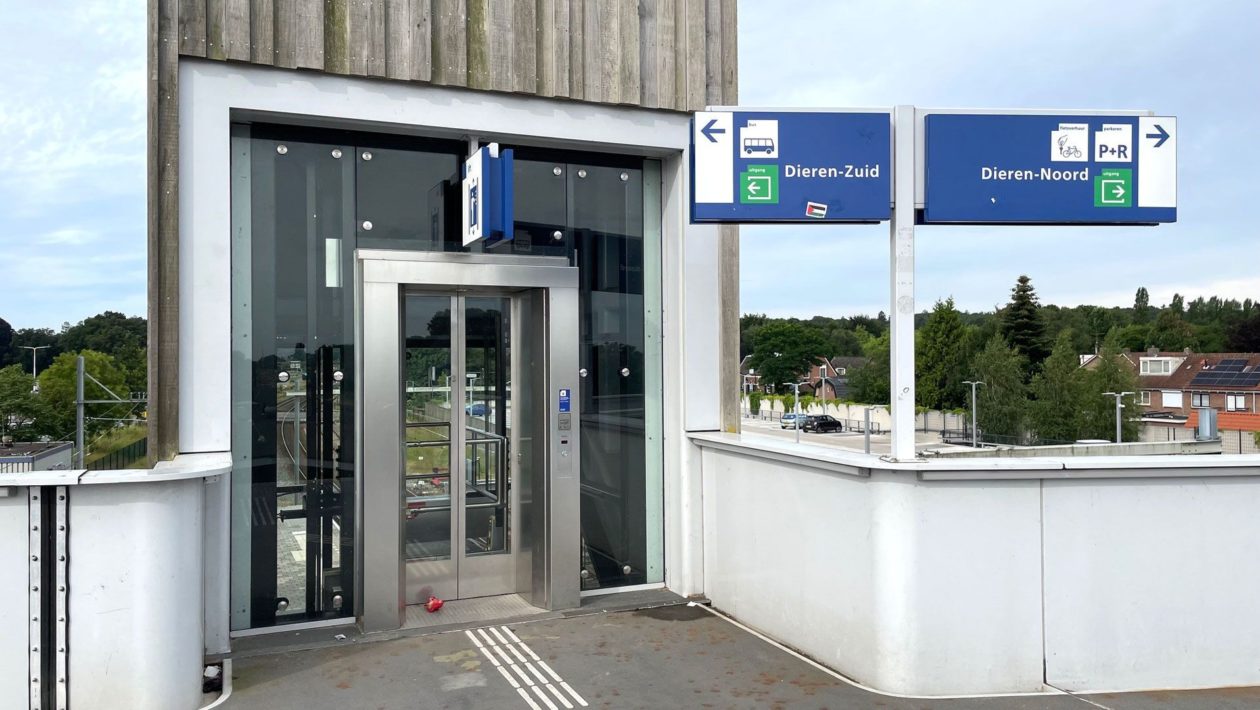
[
  {"xmin": 69, "ymin": 478, "xmax": 206, "ymax": 710},
  {"xmin": 1043, "ymin": 477, "xmax": 1260, "ymax": 691},
  {"xmin": 695, "ymin": 435, "xmax": 1260, "ymax": 696},
  {"xmin": 0, "ymin": 492, "xmax": 28, "ymax": 705},
  {"xmin": 700, "ymin": 448, "xmax": 1044, "ymax": 695}
]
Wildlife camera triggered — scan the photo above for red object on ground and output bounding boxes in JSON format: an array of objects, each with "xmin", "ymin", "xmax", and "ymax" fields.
[{"xmin": 425, "ymin": 596, "xmax": 444, "ymax": 613}]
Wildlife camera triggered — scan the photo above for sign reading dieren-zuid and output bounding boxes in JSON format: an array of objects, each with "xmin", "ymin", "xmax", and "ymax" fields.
[{"xmin": 691, "ymin": 110, "xmax": 892, "ymax": 223}]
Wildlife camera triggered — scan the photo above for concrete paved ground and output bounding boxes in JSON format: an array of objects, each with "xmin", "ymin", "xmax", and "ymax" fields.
[{"xmin": 225, "ymin": 602, "xmax": 1260, "ymax": 709}]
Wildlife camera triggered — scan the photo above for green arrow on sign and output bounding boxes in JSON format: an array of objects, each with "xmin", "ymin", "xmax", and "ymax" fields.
[
  {"xmin": 1094, "ymin": 168, "xmax": 1132, "ymax": 207},
  {"xmin": 740, "ymin": 165, "xmax": 779, "ymax": 204}
]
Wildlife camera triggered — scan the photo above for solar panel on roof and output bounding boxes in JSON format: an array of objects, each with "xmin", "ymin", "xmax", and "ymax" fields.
[{"xmin": 1216, "ymin": 359, "xmax": 1247, "ymax": 372}]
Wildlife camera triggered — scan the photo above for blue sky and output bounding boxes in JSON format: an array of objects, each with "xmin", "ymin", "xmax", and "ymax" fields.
[
  {"xmin": 0, "ymin": 1, "xmax": 1255, "ymax": 328},
  {"xmin": 739, "ymin": 0, "xmax": 1260, "ymax": 318},
  {"xmin": 0, "ymin": 1, "xmax": 146, "ymax": 329}
]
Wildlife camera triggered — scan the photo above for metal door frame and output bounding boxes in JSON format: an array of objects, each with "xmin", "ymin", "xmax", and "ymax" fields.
[{"xmin": 356, "ymin": 250, "xmax": 581, "ymax": 633}]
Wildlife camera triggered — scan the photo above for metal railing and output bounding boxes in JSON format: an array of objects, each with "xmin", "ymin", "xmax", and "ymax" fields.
[{"xmin": 86, "ymin": 437, "xmax": 149, "ymax": 471}]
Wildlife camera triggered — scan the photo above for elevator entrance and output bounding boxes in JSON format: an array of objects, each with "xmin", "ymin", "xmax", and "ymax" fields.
[{"xmin": 359, "ymin": 251, "xmax": 581, "ymax": 632}]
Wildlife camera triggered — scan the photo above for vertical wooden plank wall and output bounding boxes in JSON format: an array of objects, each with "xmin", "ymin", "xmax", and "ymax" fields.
[
  {"xmin": 165, "ymin": 0, "xmax": 733, "ymax": 110},
  {"xmin": 149, "ymin": 0, "xmax": 738, "ymax": 458}
]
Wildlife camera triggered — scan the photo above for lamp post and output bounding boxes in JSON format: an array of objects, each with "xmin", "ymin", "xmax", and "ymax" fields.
[
  {"xmin": 782, "ymin": 381, "xmax": 803, "ymax": 444},
  {"xmin": 1103, "ymin": 391, "xmax": 1134, "ymax": 443},
  {"xmin": 20, "ymin": 345, "xmax": 50, "ymax": 389},
  {"xmin": 819, "ymin": 360, "xmax": 829, "ymax": 416},
  {"xmin": 962, "ymin": 380, "xmax": 985, "ymax": 448}
]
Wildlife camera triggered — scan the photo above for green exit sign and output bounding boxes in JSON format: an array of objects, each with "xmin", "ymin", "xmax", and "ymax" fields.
[{"xmin": 740, "ymin": 165, "xmax": 779, "ymax": 204}]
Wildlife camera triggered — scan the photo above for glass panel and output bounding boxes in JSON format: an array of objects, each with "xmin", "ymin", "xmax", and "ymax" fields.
[
  {"xmin": 241, "ymin": 135, "xmax": 356, "ymax": 627},
  {"xmin": 571, "ymin": 164, "xmax": 649, "ymax": 589},
  {"xmin": 465, "ymin": 296, "xmax": 511, "ymax": 556},
  {"xmin": 507, "ymin": 159, "xmax": 570, "ymax": 257},
  {"xmin": 356, "ymin": 147, "xmax": 460, "ymax": 251},
  {"xmin": 404, "ymin": 294, "xmax": 453, "ymax": 561}
]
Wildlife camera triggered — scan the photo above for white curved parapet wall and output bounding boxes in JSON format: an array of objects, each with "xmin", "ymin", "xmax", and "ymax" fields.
[
  {"xmin": 691, "ymin": 433, "xmax": 1260, "ymax": 696},
  {"xmin": 0, "ymin": 452, "xmax": 230, "ymax": 710}
]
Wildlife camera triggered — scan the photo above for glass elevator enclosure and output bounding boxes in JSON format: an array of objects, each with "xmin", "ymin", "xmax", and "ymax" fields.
[{"xmin": 230, "ymin": 124, "xmax": 663, "ymax": 632}]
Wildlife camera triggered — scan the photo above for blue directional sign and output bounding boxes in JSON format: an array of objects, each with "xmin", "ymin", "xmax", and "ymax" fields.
[
  {"xmin": 691, "ymin": 110, "xmax": 891, "ymax": 223},
  {"xmin": 924, "ymin": 113, "xmax": 1177, "ymax": 224}
]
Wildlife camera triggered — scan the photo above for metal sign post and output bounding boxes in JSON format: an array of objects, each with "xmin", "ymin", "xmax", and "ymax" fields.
[{"xmin": 889, "ymin": 106, "xmax": 916, "ymax": 461}]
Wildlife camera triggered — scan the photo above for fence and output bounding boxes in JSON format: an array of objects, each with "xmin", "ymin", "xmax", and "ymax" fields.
[{"xmin": 86, "ymin": 437, "xmax": 149, "ymax": 471}]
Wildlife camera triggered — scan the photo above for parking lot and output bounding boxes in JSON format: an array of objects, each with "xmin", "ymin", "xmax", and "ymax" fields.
[{"xmin": 741, "ymin": 415, "xmax": 956, "ymax": 456}]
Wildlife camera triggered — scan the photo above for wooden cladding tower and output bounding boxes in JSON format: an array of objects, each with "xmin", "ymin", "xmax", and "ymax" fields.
[{"xmin": 148, "ymin": 0, "xmax": 739, "ymax": 459}]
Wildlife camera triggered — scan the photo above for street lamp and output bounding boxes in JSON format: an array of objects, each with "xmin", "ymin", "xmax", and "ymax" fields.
[
  {"xmin": 1103, "ymin": 391, "xmax": 1134, "ymax": 443},
  {"xmin": 20, "ymin": 346, "xmax": 50, "ymax": 392},
  {"xmin": 962, "ymin": 380, "xmax": 985, "ymax": 448},
  {"xmin": 782, "ymin": 381, "xmax": 803, "ymax": 444}
]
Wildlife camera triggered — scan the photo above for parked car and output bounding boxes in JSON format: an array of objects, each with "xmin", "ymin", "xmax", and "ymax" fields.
[
  {"xmin": 780, "ymin": 413, "xmax": 806, "ymax": 429},
  {"xmin": 803, "ymin": 415, "xmax": 843, "ymax": 433}
]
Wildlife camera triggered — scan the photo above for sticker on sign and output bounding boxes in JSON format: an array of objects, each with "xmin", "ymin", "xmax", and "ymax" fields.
[{"xmin": 806, "ymin": 202, "xmax": 827, "ymax": 218}]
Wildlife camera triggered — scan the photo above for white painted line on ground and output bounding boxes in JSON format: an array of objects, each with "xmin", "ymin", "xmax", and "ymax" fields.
[
  {"xmin": 545, "ymin": 682, "xmax": 574, "ymax": 709},
  {"xmin": 470, "ymin": 624, "xmax": 588, "ymax": 710},
  {"xmin": 559, "ymin": 681, "xmax": 588, "ymax": 707},
  {"xmin": 494, "ymin": 645, "xmax": 516, "ymax": 666},
  {"xmin": 524, "ymin": 662, "xmax": 549, "ymax": 685},
  {"xmin": 693, "ymin": 603, "xmax": 1068, "ymax": 701},
  {"xmin": 530, "ymin": 685, "xmax": 559, "ymax": 710},
  {"xmin": 516, "ymin": 688, "xmax": 543, "ymax": 710},
  {"xmin": 537, "ymin": 660, "xmax": 563, "ymax": 683},
  {"xmin": 510, "ymin": 664, "xmax": 535, "ymax": 687},
  {"xmin": 516, "ymin": 640, "xmax": 541, "ymax": 661},
  {"xmin": 497, "ymin": 665, "xmax": 521, "ymax": 689},
  {"xmin": 507, "ymin": 643, "xmax": 529, "ymax": 664}
]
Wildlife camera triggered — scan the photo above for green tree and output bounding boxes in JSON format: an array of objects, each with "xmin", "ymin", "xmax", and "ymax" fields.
[
  {"xmin": 999, "ymin": 275, "xmax": 1049, "ymax": 371},
  {"xmin": 1113, "ymin": 323, "xmax": 1151, "ymax": 351},
  {"xmin": 8, "ymin": 327, "xmax": 60, "ymax": 375},
  {"xmin": 971, "ymin": 335, "xmax": 1028, "ymax": 439},
  {"xmin": 916, "ymin": 298, "xmax": 971, "ymax": 410},
  {"xmin": 848, "ymin": 331, "xmax": 890, "ymax": 404},
  {"xmin": 1133, "ymin": 287, "xmax": 1152, "ymax": 324},
  {"xmin": 746, "ymin": 322, "xmax": 828, "ymax": 394},
  {"xmin": 60, "ymin": 312, "xmax": 147, "ymax": 394},
  {"xmin": 0, "ymin": 365, "xmax": 52, "ymax": 440},
  {"xmin": 1170, "ymin": 293, "xmax": 1185, "ymax": 315},
  {"xmin": 1076, "ymin": 330, "xmax": 1141, "ymax": 442},
  {"xmin": 1080, "ymin": 306, "xmax": 1113, "ymax": 353},
  {"xmin": 1030, "ymin": 332, "xmax": 1082, "ymax": 443},
  {"xmin": 1227, "ymin": 312, "xmax": 1260, "ymax": 351},
  {"xmin": 1148, "ymin": 310, "xmax": 1196, "ymax": 351},
  {"xmin": 37, "ymin": 351, "xmax": 132, "ymax": 440},
  {"xmin": 0, "ymin": 318, "xmax": 13, "ymax": 368},
  {"xmin": 739, "ymin": 313, "xmax": 770, "ymax": 359}
]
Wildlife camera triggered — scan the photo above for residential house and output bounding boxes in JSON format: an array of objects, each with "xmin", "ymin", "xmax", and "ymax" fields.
[
  {"xmin": 808, "ymin": 356, "xmax": 869, "ymax": 401},
  {"xmin": 1083, "ymin": 348, "xmax": 1260, "ymax": 417}
]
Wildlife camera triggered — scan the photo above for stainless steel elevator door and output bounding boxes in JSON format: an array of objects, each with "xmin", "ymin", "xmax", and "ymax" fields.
[{"xmin": 402, "ymin": 292, "xmax": 517, "ymax": 603}]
